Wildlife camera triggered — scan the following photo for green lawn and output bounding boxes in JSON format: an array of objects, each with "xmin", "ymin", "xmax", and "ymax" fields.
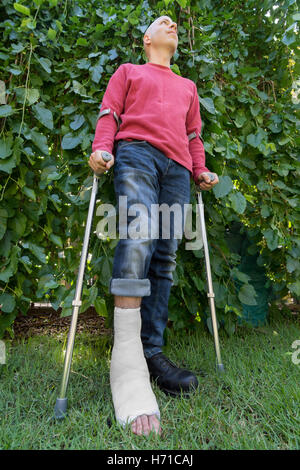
[{"xmin": 0, "ymin": 303, "xmax": 299, "ymax": 450}]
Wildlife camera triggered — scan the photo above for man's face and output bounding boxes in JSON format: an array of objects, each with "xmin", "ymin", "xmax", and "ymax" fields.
[{"xmin": 144, "ymin": 16, "xmax": 178, "ymax": 57}]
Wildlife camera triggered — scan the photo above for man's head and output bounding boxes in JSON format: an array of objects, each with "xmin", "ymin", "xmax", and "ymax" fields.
[{"xmin": 143, "ymin": 16, "xmax": 178, "ymax": 61}]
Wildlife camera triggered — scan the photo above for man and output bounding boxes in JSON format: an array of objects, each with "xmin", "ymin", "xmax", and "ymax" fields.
[{"xmin": 89, "ymin": 16, "xmax": 219, "ymax": 437}]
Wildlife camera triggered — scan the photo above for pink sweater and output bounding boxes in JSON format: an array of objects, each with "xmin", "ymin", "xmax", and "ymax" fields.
[{"xmin": 92, "ymin": 62, "xmax": 210, "ymax": 183}]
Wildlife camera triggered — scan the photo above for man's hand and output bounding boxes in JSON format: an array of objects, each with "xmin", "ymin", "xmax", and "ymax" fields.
[
  {"xmin": 197, "ymin": 172, "xmax": 219, "ymax": 191},
  {"xmin": 88, "ymin": 149, "xmax": 115, "ymax": 175}
]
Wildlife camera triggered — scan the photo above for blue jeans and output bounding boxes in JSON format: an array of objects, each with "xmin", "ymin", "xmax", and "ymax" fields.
[{"xmin": 109, "ymin": 139, "xmax": 191, "ymax": 359}]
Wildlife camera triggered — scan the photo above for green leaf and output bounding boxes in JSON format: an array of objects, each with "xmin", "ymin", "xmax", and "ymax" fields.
[
  {"xmin": 30, "ymin": 129, "xmax": 49, "ymax": 154},
  {"xmin": 0, "ymin": 105, "xmax": 14, "ymax": 117},
  {"xmin": 0, "ymin": 246, "xmax": 19, "ymax": 282},
  {"xmin": 27, "ymin": 89, "xmax": 40, "ymax": 105},
  {"xmin": 76, "ymin": 38, "xmax": 88, "ymax": 46},
  {"xmin": 72, "ymin": 80, "xmax": 88, "ymax": 97},
  {"xmin": 77, "ymin": 58, "xmax": 91, "ymax": 70},
  {"xmin": 62, "ymin": 105, "xmax": 77, "ymax": 115},
  {"xmin": 9, "ymin": 212, "xmax": 27, "ymax": 237},
  {"xmin": 19, "ymin": 255, "xmax": 32, "ymax": 273},
  {"xmin": 11, "ymin": 43, "xmax": 25, "ymax": 54},
  {"xmin": 49, "ymin": 233, "xmax": 63, "ymax": 249},
  {"xmin": 61, "ymin": 133, "xmax": 82, "ymax": 149},
  {"xmin": 90, "ymin": 64, "xmax": 103, "ymax": 84},
  {"xmin": 233, "ymin": 111, "xmax": 247, "ymax": 128},
  {"xmin": 0, "ymin": 154, "xmax": 17, "ymax": 173},
  {"xmin": 80, "ymin": 286, "xmax": 98, "ymax": 313},
  {"xmin": 282, "ymin": 31, "xmax": 296, "ymax": 46},
  {"xmin": 183, "ymin": 293, "xmax": 198, "ymax": 314},
  {"xmin": 170, "ymin": 64, "xmax": 181, "ymax": 76},
  {"xmin": 287, "ymin": 281, "xmax": 300, "ymax": 297},
  {"xmin": 0, "ymin": 293, "xmax": 17, "ymax": 314},
  {"xmin": 228, "ymin": 191, "xmax": 247, "ymax": 214},
  {"xmin": 224, "ymin": 316, "xmax": 236, "ymax": 336},
  {"xmin": 286, "ymin": 256, "xmax": 299, "ymax": 273},
  {"xmin": 0, "ymin": 312, "xmax": 17, "ymax": 338},
  {"xmin": 230, "ymin": 267, "xmax": 251, "ymax": 284},
  {"xmin": 14, "ymin": 2, "xmax": 31, "ymax": 16},
  {"xmin": 7, "ymin": 65, "xmax": 22, "ymax": 76},
  {"xmin": 94, "ymin": 297, "xmax": 108, "ymax": 317},
  {"xmin": 99, "ymin": 257, "xmax": 112, "ymax": 287},
  {"xmin": 212, "ymin": 175, "xmax": 233, "ymax": 198},
  {"xmin": 32, "ymin": 103, "xmax": 53, "ymax": 129},
  {"xmin": 36, "ymin": 56, "xmax": 52, "ymax": 73},
  {"xmin": 23, "ymin": 242, "xmax": 46, "ymax": 263},
  {"xmin": 247, "ymin": 132, "xmax": 262, "ymax": 148},
  {"xmin": 238, "ymin": 284, "xmax": 258, "ymax": 306},
  {"xmin": 41, "ymin": 166, "xmax": 61, "ymax": 183},
  {"xmin": 48, "ymin": 28, "xmax": 57, "ymax": 40},
  {"xmin": 0, "ymin": 213, "xmax": 7, "ymax": 240},
  {"xmin": 261, "ymin": 205, "xmax": 271, "ymax": 218},
  {"xmin": 0, "ymin": 138, "xmax": 13, "ymax": 159},
  {"xmin": 206, "ymin": 316, "xmax": 219, "ymax": 336},
  {"xmin": 22, "ymin": 186, "xmax": 36, "ymax": 201},
  {"xmin": 191, "ymin": 275, "xmax": 205, "ymax": 291},
  {"xmin": 37, "ymin": 274, "xmax": 59, "ymax": 298},
  {"xmin": 70, "ymin": 114, "xmax": 85, "ymax": 130},
  {"xmin": 55, "ymin": 19, "xmax": 62, "ymax": 31},
  {"xmin": 263, "ymin": 228, "xmax": 279, "ymax": 251},
  {"xmin": 198, "ymin": 96, "xmax": 216, "ymax": 114},
  {"xmin": 176, "ymin": 0, "xmax": 187, "ymax": 7}
]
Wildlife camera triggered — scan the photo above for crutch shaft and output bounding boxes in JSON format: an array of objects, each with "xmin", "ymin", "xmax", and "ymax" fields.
[
  {"xmin": 58, "ymin": 174, "xmax": 99, "ymax": 399},
  {"xmin": 53, "ymin": 151, "xmax": 113, "ymax": 419},
  {"xmin": 197, "ymin": 190, "xmax": 224, "ymax": 371}
]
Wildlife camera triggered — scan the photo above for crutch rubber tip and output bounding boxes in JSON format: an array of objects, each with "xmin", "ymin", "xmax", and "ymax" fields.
[
  {"xmin": 217, "ymin": 364, "xmax": 225, "ymax": 373},
  {"xmin": 54, "ymin": 398, "xmax": 68, "ymax": 420}
]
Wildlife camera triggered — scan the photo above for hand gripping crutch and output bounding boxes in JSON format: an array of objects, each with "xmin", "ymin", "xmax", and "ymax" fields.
[
  {"xmin": 54, "ymin": 151, "xmax": 113, "ymax": 419},
  {"xmin": 196, "ymin": 173, "xmax": 225, "ymax": 373}
]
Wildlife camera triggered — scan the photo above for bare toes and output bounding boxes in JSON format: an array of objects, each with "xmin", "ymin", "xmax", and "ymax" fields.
[
  {"xmin": 130, "ymin": 414, "xmax": 160, "ymax": 436},
  {"xmin": 131, "ymin": 415, "xmax": 142, "ymax": 435},
  {"xmin": 148, "ymin": 415, "xmax": 162, "ymax": 435},
  {"xmin": 131, "ymin": 419, "xmax": 137, "ymax": 433},
  {"xmin": 141, "ymin": 414, "xmax": 151, "ymax": 435}
]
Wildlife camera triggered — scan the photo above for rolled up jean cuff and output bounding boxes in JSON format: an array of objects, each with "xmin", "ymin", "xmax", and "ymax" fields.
[{"xmin": 109, "ymin": 277, "xmax": 151, "ymax": 297}]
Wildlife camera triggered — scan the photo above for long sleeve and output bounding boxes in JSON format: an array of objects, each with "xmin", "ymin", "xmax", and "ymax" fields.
[
  {"xmin": 92, "ymin": 64, "xmax": 127, "ymax": 154},
  {"xmin": 186, "ymin": 83, "xmax": 210, "ymax": 184}
]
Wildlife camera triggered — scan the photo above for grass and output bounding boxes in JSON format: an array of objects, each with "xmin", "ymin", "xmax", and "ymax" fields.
[{"xmin": 0, "ymin": 303, "xmax": 299, "ymax": 450}]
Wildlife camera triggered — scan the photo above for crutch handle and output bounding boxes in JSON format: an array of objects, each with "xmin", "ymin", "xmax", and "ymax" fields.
[
  {"xmin": 94, "ymin": 151, "xmax": 113, "ymax": 177},
  {"xmin": 196, "ymin": 172, "xmax": 216, "ymax": 192},
  {"xmin": 101, "ymin": 151, "xmax": 113, "ymax": 162}
]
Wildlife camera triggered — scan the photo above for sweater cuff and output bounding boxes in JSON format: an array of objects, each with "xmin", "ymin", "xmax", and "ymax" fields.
[{"xmin": 91, "ymin": 145, "xmax": 114, "ymax": 155}]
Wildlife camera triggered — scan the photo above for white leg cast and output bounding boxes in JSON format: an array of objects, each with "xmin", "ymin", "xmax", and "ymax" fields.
[{"xmin": 110, "ymin": 306, "xmax": 161, "ymax": 428}]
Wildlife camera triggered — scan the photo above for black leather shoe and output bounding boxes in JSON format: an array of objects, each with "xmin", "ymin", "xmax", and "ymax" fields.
[{"xmin": 145, "ymin": 352, "xmax": 199, "ymax": 398}]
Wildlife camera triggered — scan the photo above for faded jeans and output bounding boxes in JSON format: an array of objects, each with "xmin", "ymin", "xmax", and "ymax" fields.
[{"xmin": 109, "ymin": 139, "xmax": 191, "ymax": 359}]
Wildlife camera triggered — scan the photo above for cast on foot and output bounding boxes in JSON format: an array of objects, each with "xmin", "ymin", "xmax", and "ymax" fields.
[{"xmin": 110, "ymin": 306, "xmax": 161, "ymax": 436}]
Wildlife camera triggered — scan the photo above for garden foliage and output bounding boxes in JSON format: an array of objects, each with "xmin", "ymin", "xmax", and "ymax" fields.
[{"xmin": 0, "ymin": 0, "xmax": 299, "ymax": 338}]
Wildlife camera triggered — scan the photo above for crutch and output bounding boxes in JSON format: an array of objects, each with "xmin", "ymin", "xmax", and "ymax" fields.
[
  {"xmin": 54, "ymin": 151, "xmax": 113, "ymax": 419},
  {"xmin": 196, "ymin": 173, "xmax": 225, "ymax": 373}
]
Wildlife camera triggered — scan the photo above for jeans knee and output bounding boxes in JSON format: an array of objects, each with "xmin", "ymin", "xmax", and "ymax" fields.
[{"xmin": 111, "ymin": 238, "xmax": 156, "ymax": 294}]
